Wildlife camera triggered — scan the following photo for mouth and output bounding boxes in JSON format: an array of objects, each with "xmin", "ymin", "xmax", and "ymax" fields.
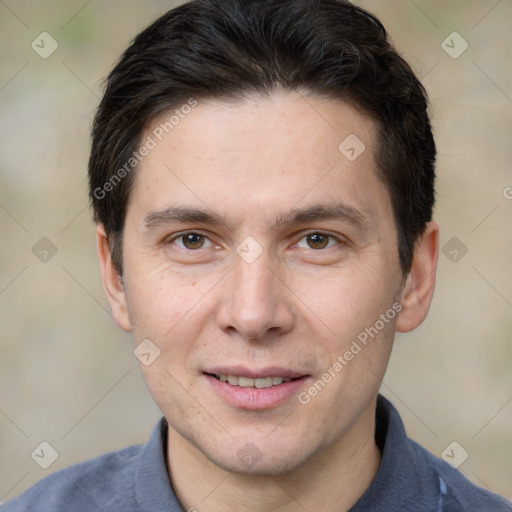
[
  {"xmin": 203, "ymin": 369, "xmax": 310, "ymax": 410},
  {"xmin": 207, "ymin": 373, "xmax": 301, "ymax": 388}
]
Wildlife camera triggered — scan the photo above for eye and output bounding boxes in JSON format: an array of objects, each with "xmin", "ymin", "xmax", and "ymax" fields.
[
  {"xmin": 171, "ymin": 232, "xmax": 214, "ymax": 250},
  {"xmin": 296, "ymin": 232, "xmax": 340, "ymax": 250}
]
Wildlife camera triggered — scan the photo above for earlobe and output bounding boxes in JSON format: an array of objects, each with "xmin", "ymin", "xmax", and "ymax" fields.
[
  {"xmin": 96, "ymin": 225, "xmax": 132, "ymax": 332},
  {"xmin": 395, "ymin": 221, "xmax": 439, "ymax": 333}
]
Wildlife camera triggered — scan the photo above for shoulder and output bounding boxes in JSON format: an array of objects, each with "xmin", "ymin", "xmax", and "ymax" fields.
[
  {"xmin": 409, "ymin": 440, "xmax": 512, "ymax": 512},
  {"xmin": 1, "ymin": 444, "xmax": 142, "ymax": 512},
  {"xmin": 369, "ymin": 395, "xmax": 511, "ymax": 512}
]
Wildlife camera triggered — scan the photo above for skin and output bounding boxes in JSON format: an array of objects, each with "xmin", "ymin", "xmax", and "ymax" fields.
[{"xmin": 97, "ymin": 92, "xmax": 439, "ymax": 512}]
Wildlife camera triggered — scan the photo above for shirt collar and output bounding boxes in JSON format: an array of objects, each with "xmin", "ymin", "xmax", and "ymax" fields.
[
  {"xmin": 350, "ymin": 394, "xmax": 440, "ymax": 511},
  {"xmin": 135, "ymin": 417, "xmax": 184, "ymax": 511}
]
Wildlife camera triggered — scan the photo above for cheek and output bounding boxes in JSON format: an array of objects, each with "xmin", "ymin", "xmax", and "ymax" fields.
[
  {"xmin": 123, "ymin": 260, "xmax": 220, "ymax": 345},
  {"xmin": 290, "ymin": 262, "xmax": 392, "ymax": 338},
  {"xmin": 124, "ymin": 266, "xmax": 219, "ymax": 407},
  {"xmin": 288, "ymin": 260, "xmax": 400, "ymax": 398}
]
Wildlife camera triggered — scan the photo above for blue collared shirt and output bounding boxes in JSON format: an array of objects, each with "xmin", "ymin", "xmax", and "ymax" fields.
[{"xmin": 2, "ymin": 395, "xmax": 510, "ymax": 511}]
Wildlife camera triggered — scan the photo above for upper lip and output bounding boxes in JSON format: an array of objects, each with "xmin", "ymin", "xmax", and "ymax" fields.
[{"xmin": 205, "ymin": 366, "xmax": 307, "ymax": 379}]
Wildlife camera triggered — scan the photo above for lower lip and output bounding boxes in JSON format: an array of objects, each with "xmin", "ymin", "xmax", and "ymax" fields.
[{"xmin": 205, "ymin": 374, "xmax": 309, "ymax": 410}]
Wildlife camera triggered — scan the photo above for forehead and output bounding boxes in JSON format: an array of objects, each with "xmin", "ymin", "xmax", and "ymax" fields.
[{"xmin": 128, "ymin": 92, "xmax": 390, "ymax": 229}]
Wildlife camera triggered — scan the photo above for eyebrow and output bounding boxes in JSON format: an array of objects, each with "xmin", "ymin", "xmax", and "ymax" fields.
[
  {"xmin": 142, "ymin": 201, "xmax": 368, "ymax": 233},
  {"xmin": 143, "ymin": 206, "xmax": 230, "ymax": 231},
  {"xmin": 273, "ymin": 202, "xmax": 367, "ymax": 229}
]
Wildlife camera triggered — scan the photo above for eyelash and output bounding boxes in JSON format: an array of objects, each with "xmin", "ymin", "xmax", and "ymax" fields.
[{"xmin": 167, "ymin": 231, "xmax": 343, "ymax": 251}]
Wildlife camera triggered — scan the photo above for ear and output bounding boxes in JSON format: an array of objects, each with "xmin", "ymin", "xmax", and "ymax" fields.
[
  {"xmin": 96, "ymin": 224, "xmax": 132, "ymax": 332},
  {"xmin": 395, "ymin": 221, "xmax": 439, "ymax": 333}
]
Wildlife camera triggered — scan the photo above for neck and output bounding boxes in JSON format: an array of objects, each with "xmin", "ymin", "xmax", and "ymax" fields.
[{"xmin": 167, "ymin": 400, "xmax": 381, "ymax": 512}]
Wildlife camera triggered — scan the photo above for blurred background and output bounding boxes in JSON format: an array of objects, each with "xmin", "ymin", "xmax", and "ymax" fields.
[{"xmin": 1, "ymin": 0, "xmax": 511, "ymax": 502}]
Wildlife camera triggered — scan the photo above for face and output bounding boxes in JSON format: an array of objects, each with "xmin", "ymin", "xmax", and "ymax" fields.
[{"xmin": 98, "ymin": 92, "xmax": 436, "ymax": 475}]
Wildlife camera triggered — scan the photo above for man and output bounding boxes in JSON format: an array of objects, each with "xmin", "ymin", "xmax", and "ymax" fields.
[{"xmin": 3, "ymin": 0, "xmax": 510, "ymax": 510}]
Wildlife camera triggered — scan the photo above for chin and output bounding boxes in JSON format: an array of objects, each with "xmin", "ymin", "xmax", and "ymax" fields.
[
  {"xmin": 195, "ymin": 430, "xmax": 324, "ymax": 476},
  {"xmin": 208, "ymin": 448, "xmax": 312, "ymax": 476}
]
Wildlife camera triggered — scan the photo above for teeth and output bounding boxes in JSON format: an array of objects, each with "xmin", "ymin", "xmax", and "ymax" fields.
[
  {"xmin": 255, "ymin": 377, "xmax": 273, "ymax": 388},
  {"xmin": 227, "ymin": 375, "xmax": 239, "ymax": 385},
  {"xmin": 215, "ymin": 374, "xmax": 295, "ymax": 388},
  {"xmin": 238, "ymin": 376, "xmax": 255, "ymax": 387}
]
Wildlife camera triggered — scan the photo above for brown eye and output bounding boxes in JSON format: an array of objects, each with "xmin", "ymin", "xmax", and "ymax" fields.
[
  {"xmin": 178, "ymin": 233, "xmax": 206, "ymax": 250},
  {"xmin": 296, "ymin": 232, "xmax": 339, "ymax": 250},
  {"xmin": 306, "ymin": 233, "xmax": 329, "ymax": 249}
]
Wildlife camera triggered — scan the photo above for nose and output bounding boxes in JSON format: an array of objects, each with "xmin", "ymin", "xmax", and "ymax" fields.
[{"xmin": 216, "ymin": 251, "xmax": 295, "ymax": 341}]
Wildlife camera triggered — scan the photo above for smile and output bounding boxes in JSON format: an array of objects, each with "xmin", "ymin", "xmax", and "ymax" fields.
[
  {"xmin": 212, "ymin": 374, "xmax": 296, "ymax": 388},
  {"xmin": 205, "ymin": 371, "xmax": 310, "ymax": 410}
]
